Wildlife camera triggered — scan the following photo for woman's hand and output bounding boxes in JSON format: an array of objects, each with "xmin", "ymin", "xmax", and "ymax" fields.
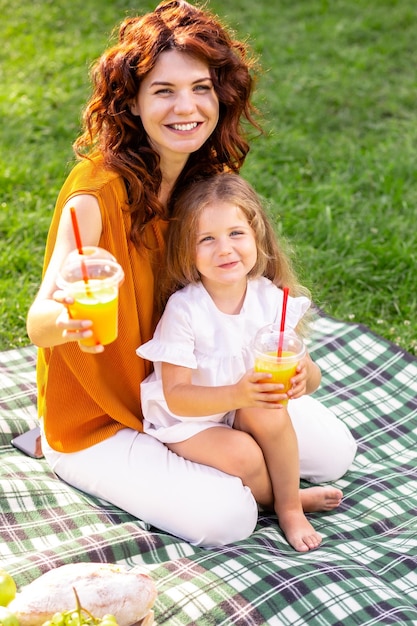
[
  {"xmin": 26, "ymin": 194, "xmax": 104, "ymax": 350},
  {"xmin": 53, "ymin": 290, "xmax": 104, "ymax": 354}
]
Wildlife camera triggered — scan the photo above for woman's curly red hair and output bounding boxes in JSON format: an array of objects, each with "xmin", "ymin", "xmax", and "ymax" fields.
[{"xmin": 74, "ymin": 0, "xmax": 262, "ymax": 246}]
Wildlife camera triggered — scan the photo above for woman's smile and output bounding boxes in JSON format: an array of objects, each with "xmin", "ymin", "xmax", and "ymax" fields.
[{"xmin": 168, "ymin": 122, "xmax": 201, "ymax": 132}]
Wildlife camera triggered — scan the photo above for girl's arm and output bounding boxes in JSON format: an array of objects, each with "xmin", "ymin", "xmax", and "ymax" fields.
[
  {"xmin": 161, "ymin": 362, "xmax": 288, "ymax": 417},
  {"xmin": 305, "ymin": 354, "xmax": 322, "ymax": 394},
  {"xmin": 26, "ymin": 195, "xmax": 102, "ymax": 350}
]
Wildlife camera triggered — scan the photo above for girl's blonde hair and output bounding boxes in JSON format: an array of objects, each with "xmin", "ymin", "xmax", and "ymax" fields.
[{"xmin": 160, "ymin": 173, "xmax": 312, "ymax": 331}]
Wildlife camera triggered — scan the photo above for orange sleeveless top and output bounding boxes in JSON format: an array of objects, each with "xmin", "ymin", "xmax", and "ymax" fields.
[{"xmin": 37, "ymin": 156, "xmax": 168, "ymax": 452}]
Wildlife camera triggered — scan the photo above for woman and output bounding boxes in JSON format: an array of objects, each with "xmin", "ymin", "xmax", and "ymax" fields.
[{"xmin": 27, "ymin": 0, "xmax": 356, "ymax": 547}]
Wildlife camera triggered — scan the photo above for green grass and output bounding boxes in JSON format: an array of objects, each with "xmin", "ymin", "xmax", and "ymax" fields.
[{"xmin": 1, "ymin": 0, "xmax": 416, "ymax": 354}]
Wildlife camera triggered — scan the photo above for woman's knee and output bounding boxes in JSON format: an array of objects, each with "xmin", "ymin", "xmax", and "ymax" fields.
[
  {"xmin": 299, "ymin": 430, "xmax": 357, "ymax": 483},
  {"xmin": 185, "ymin": 482, "xmax": 258, "ymax": 547},
  {"xmin": 289, "ymin": 397, "xmax": 358, "ymax": 483}
]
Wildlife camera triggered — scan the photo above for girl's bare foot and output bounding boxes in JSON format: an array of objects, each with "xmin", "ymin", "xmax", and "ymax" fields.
[
  {"xmin": 278, "ymin": 509, "xmax": 322, "ymax": 552},
  {"xmin": 300, "ymin": 486, "xmax": 343, "ymax": 512}
]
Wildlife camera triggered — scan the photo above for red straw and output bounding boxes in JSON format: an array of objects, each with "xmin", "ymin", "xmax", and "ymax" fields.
[
  {"xmin": 69, "ymin": 207, "xmax": 91, "ymax": 291},
  {"xmin": 70, "ymin": 206, "xmax": 84, "ymax": 255},
  {"xmin": 277, "ymin": 286, "xmax": 289, "ymax": 357},
  {"xmin": 68, "ymin": 207, "xmax": 97, "ymax": 345}
]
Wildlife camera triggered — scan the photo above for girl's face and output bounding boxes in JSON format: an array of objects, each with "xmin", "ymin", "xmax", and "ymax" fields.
[
  {"xmin": 195, "ymin": 201, "xmax": 258, "ymax": 291},
  {"xmin": 131, "ymin": 49, "xmax": 219, "ymax": 165}
]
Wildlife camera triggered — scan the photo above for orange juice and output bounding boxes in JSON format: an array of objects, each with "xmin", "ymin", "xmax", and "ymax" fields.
[
  {"xmin": 255, "ymin": 350, "xmax": 298, "ymax": 405},
  {"xmin": 57, "ymin": 246, "xmax": 124, "ymax": 349},
  {"xmin": 68, "ymin": 279, "xmax": 118, "ymax": 346}
]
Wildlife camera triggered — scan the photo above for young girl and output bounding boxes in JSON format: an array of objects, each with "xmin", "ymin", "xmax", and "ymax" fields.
[{"xmin": 137, "ymin": 172, "xmax": 346, "ymax": 552}]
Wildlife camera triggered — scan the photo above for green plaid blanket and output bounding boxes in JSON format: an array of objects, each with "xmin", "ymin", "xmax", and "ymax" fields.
[{"xmin": 1, "ymin": 315, "xmax": 417, "ymax": 625}]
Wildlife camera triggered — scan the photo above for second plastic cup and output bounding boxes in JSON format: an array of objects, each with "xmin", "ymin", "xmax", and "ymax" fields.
[
  {"xmin": 57, "ymin": 246, "xmax": 124, "ymax": 347},
  {"xmin": 253, "ymin": 325, "xmax": 306, "ymax": 405}
]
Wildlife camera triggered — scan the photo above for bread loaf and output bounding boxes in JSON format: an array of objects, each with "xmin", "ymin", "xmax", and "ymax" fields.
[{"xmin": 8, "ymin": 563, "xmax": 157, "ymax": 626}]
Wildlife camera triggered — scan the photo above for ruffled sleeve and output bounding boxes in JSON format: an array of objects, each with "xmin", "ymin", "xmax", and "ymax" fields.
[
  {"xmin": 136, "ymin": 291, "xmax": 198, "ymax": 369},
  {"xmin": 278, "ymin": 293, "xmax": 311, "ymax": 330},
  {"xmin": 246, "ymin": 278, "xmax": 310, "ymax": 331}
]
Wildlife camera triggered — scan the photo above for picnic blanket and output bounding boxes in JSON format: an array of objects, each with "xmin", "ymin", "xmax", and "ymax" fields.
[{"xmin": 1, "ymin": 315, "xmax": 417, "ymax": 625}]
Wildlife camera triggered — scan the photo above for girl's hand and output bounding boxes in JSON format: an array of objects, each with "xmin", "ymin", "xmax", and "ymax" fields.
[
  {"xmin": 287, "ymin": 356, "xmax": 308, "ymax": 399},
  {"xmin": 235, "ymin": 370, "xmax": 287, "ymax": 409},
  {"xmin": 53, "ymin": 290, "xmax": 104, "ymax": 354}
]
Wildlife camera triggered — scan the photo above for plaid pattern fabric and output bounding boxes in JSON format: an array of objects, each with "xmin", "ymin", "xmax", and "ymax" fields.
[{"xmin": 1, "ymin": 315, "xmax": 417, "ymax": 625}]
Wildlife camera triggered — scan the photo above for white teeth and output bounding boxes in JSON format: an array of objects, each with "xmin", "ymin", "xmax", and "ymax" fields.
[{"xmin": 171, "ymin": 122, "xmax": 198, "ymax": 131}]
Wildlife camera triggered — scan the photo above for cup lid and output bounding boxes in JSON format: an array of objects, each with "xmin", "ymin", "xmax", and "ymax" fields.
[
  {"xmin": 253, "ymin": 325, "xmax": 305, "ymax": 359},
  {"xmin": 57, "ymin": 246, "xmax": 124, "ymax": 287}
]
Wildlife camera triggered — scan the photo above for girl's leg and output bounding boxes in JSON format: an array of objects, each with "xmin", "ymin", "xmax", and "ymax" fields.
[
  {"xmin": 235, "ymin": 407, "xmax": 321, "ymax": 552},
  {"xmin": 40, "ymin": 427, "xmax": 258, "ymax": 548},
  {"xmin": 167, "ymin": 425, "xmax": 342, "ymax": 516},
  {"xmin": 167, "ymin": 426, "xmax": 273, "ymax": 506}
]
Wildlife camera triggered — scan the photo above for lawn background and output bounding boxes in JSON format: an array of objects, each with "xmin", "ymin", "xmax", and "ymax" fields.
[{"xmin": 1, "ymin": 0, "xmax": 416, "ymax": 354}]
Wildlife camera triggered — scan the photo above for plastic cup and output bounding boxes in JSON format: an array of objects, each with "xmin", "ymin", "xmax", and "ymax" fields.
[
  {"xmin": 253, "ymin": 325, "xmax": 306, "ymax": 405},
  {"xmin": 57, "ymin": 246, "xmax": 124, "ymax": 347}
]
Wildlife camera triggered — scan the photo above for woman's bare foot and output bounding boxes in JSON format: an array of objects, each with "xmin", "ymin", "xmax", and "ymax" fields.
[
  {"xmin": 278, "ymin": 508, "xmax": 322, "ymax": 552},
  {"xmin": 300, "ymin": 486, "xmax": 343, "ymax": 512}
]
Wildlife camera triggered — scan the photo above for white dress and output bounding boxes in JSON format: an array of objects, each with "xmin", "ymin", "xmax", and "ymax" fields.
[{"xmin": 137, "ymin": 277, "xmax": 310, "ymax": 443}]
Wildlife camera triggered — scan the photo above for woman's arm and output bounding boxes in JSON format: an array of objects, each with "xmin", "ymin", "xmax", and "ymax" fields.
[
  {"xmin": 26, "ymin": 194, "xmax": 102, "ymax": 349},
  {"xmin": 161, "ymin": 362, "xmax": 288, "ymax": 417}
]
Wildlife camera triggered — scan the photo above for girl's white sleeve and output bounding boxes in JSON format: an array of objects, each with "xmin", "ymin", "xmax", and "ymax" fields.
[
  {"xmin": 136, "ymin": 294, "xmax": 197, "ymax": 369},
  {"xmin": 274, "ymin": 293, "xmax": 311, "ymax": 329}
]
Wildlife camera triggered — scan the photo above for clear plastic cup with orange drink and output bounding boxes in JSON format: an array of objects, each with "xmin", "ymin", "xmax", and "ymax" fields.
[
  {"xmin": 57, "ymin": 246, "xmax": 124, "ymax": 347},
  {"xmin": 253, "ymin": 325, "xmax": 306, "ymax": 405}
]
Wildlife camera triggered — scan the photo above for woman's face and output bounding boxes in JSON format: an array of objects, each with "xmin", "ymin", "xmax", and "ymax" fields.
[{"xmin": 131, "ymin": 49, "xmax": 219, "ymax": 164}]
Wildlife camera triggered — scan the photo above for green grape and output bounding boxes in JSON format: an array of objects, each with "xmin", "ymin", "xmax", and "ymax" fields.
[
  {"xmin": 52, "ymin": 612, "xmax": 65, "ymax": 626},
  {"xmin": 40, "ymin": 589, "xmax": 119, "ymax": 626},
  {"xmin": 0, "ymin": 570, "xmax": 17, "ymax": 608},
  {"xmin": 66, "ymin": 617, "xmax": 78, "ymax": 626},
  {"xmin": 0, "ymin": 606, "xmax": 19, "ymax": 626},
  {"xmin": 100, "ymin": 616, "xmax": 118, "ymax": 624}
]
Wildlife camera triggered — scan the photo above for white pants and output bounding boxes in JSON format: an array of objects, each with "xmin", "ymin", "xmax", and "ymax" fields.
[{"xmin": 41, "ymin": 396, "xmax": 356, "ymax": 548}]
